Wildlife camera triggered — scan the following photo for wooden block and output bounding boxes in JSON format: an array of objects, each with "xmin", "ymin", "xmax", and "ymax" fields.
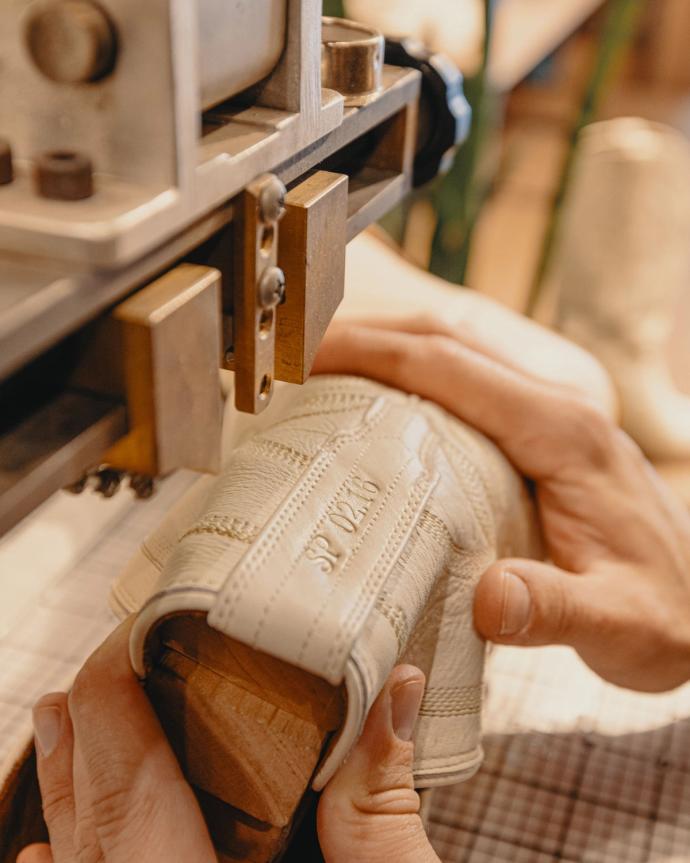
[
  {"xmin": 275, "ymin": 171, "xmax": 348, "ymax": 384},
  {"xmin": 104, "ymin": 264, "xmax": 223, "ymax": 476},
  {"xmin": 145, "ymin": 614, "xmax": 344, "ymax": 863}
]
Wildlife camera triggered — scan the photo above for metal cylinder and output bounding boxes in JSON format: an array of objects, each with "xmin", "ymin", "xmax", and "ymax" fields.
[
  {"xmin": 322, "ymin": 17, "xmax": 384, "ymax": 107},
  {"xmin": 199, "ymin": 0, "xmax": 287, "ymax": 110}
]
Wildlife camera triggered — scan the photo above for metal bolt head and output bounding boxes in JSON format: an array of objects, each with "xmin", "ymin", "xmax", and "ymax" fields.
[
  {"xmin": 25, "ymin": 0, "xmax": 118, "ymax": 84},
  {"xmin": 129, "ymin": 474, "xmax": 155, "ymax": 500},
  {"xmin": 259, "ymin": 266, "xmax": 286, "ymax": 309},
  {"xmin": 95, "ymin": 467, "xmax": 122, "ymax": 498},
  {"xmin": 258, "ymin": 175, "xmax": 287, "ymax": 224},
  {"xmin": 35, "ymin": 150, "xmax": 94, "ymax": 200},
  {"xmin": 0, "ymin": 139, "xmax": 13, "ymax": 185}
]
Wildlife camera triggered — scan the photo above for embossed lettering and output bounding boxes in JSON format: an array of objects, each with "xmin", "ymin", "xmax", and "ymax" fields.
[
  {"xmin": 348, "ymin": 475, "xmax": 380, "ymax": 502},
  {"xmin": 305, "ymin": 534, "xmax": 341, "ymax": 573}
]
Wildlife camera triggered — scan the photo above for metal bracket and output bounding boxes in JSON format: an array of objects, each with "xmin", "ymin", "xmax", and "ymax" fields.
[{"xmin": 230, "ymin": 174, "xmax": 287, "ymax": 413}]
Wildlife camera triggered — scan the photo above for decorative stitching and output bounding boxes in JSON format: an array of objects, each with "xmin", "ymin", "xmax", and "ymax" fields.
[
  {"xmin": 141, "ymin": 543, "xmax": 164, "ymax": 573},
  {"xmin": 250, "ymin": 437, "xmax": 312, "ymax": 468},
  {"xmin": 295, "ymin": 456, "xmax": 413, "ymax": 664},
  {"xmin": 209, "ymin": 399, "xmax": 387, "ymax": 629},
  {"xmin": 248, "ymin": 436, "xmax": 382, "ymax": 647},
  {"xmin": 325, "ymin": 466, "xmax": 438, "ymax": 678},
  {"xmin": 417, "ymin": 509, "xmax": 463, "ymax": 556},
  {"xmin": 374, "ymin": 598, "xmax": 409, "ymax": 654},
  {"xmin": 183, "ymin": 514, "xmax": 259, "ymax": 544},
  {"xmin": 419, "ymin": 685, "xmax": 482, "ymax": 717}
]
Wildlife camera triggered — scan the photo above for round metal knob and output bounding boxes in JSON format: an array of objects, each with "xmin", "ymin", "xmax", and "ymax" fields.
[
  {"xmin": 25, "ymin": 0, "xmax": 118, "ymax": 84},
  {"xmin": 384, "ymin": 37, "xmax": 472, "ymax": 187},
  {"xmin": 322, "ymin": 17, "xmax": 384, "ymax": 107}
]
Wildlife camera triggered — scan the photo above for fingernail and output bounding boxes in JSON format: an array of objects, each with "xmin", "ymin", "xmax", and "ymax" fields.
[
  {"xmin": 391, "ymin": 678, "xmax": 425, "ymax": 742},
  {"xmin": 500, "ymin": 572, "xmax": 532, "ymax": 636},
  {"xmin": 33, "ymin": 703, "xmax": 63, "ymax": 758}
]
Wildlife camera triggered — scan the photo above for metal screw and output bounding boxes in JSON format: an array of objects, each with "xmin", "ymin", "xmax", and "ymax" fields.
[
  {"xmin": 129, "ymin": 474, "xmax": 155, "ymax": 499},
  {"xmin": 0, "ymin": 139, "xmax": 13, "ymax": 185},
  {"xmin": 64, "ymin": 474, "xmax": 89, "ymax": 494},
  {"xmin": 258, "ymin": 266, "xmax": 286, "ymax": 309},
  {"xmin": 35, "ymin": 150, "xmax": 94, "ymax": 200},
  {"xmin": 258, "ymin": 175, "xmax": 287, "ymax": 224},
  {"xmin": 94, "ymin": 467, "xmax": 122, "ymax": 498}
]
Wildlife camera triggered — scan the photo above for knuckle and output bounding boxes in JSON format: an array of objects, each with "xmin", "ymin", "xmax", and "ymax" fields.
[
  {"xmin": 68, "ymin": 667, "xmax": 95, "ymax": 722},
  {"xmin": 413, "ymin": 312, "xmax": 451, "ymax": 336},
  {"xmin": 425, "ymin": 333, "xmax": 459, "ymax": 365},
  {"xmin": 557, "ymin": 398, "xmax": 617, "ymax": 470},
  {"xmin": 73, "ymin": 822, "xmax": 102, "ymax": 863},
  {"xmin": 89, "ymin": 782, "xmax": 151, "ymax": 848},
  {"xmin": 41, "ymin": 779, "xmax": 74, "ymax": 824}
]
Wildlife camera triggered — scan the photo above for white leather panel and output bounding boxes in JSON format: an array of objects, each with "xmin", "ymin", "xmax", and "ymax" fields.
[{"xmin": 208, "ymin": 402, "xmax": 440, "ymax": 683}]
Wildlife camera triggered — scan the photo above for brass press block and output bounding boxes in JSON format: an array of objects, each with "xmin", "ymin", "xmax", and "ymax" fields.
[
  {"xmin": 105, "ymin": 264, "xmax": 223, "ymax": 477},
  {"xmin": 276, "ymin": 171, "xmax": 348, "ymax": 384}
]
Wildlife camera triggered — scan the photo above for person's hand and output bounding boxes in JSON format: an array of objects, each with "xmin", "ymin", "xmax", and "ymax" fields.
[
  {"xmin": 318, "ymin": 665, "xmax": 439, "ymax": 863},
  {"xmin": 313, "ymin": 318, "xmax": 690, "ymax": 692},
  {"xmin": 18, "ymin": 619, "xmax": 216, "ymax": 863},
  {"xmin": 20, "ymin": 618, "xmax": 438, "ymax": 863}
]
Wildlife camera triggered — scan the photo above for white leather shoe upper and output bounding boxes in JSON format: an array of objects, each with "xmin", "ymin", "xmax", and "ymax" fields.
[{"xmin": 118, "ymin": 376, "xmax": 539, "ymax": 790}]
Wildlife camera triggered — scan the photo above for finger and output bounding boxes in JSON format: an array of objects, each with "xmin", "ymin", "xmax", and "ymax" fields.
[
  {"xmin": 70, "ymin": 742, "xmax": 104, "ymax": 863},
  {"xmin": 67, "ymin": 619, "xmax": 214, "ymax": 860},
  {"xmin": 16, "ymin": 844, "xmax": 54, "ymax": 863},
  {"xmin": 474, "ymin": 558, "xmax": 594, "ymax": 648},
  {"xmin": 318, "ymin": 666, "xmax": 439, "ymax": 863},
  {"xmin": 314, "ymin": 325, "xmax": 612, "ymax": 479},
  {"xmin": 340, "ymin": 314, "xmax": 613, "ymax": 411},
  {"xmin": 32, "ymin": 694, "xmax": 76, "ymax": 863}
]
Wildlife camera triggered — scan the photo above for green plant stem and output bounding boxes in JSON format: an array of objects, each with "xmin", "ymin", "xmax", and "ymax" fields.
[
  {"xmin": 430, "ymin": 0, "xmax": 496, "ymax": 285},
  {"xmin": 526, "ymin": 0, "xmax": 646, "ymax": 316}
]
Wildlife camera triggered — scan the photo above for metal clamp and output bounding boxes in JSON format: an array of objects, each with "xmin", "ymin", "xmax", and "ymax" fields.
[{"xmin": 231, "ymin": 173, "xmax": 287, "ymax": 413}]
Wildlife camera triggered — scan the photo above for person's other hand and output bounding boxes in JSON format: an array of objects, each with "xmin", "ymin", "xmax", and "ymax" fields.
[
  {"xmin": 313, "ymin": 318, "xmax": 690, "ymax": 692},
  {"xmin": 318, "ymin": 665, "xmax": 440, "ymax": 863},
  {"xmin": 17, "ymin": 619, "xmax": 216, "ymax": 863},
  {"xmin": 19, "ymin": 618, "xmax": 437, "ymax": 863}
]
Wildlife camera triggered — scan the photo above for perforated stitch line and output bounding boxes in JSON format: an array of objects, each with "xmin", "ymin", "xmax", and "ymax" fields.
[
  {"xmin": 295, "ymin": 457, "xmax": 413, "ymax": 665},
  {"xmin": 250, "ymin": 440, "xmax": 393, "ymax": 648},
  {"xmin": 442, "ymin": 439, "xmax": 496, "ymax": 544},
  {"xmin": 210, "ymin": 401, "xmax": 388, "ymax": 628},
  {"xmin": 324, "ymin": 431, "xmax": 439, "ymax": 675},
  {"xmin": 325, "ymin": 469, "xmax": 436, "ymax": 678}
]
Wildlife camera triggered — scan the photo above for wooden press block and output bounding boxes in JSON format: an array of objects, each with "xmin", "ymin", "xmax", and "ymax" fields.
[
  {"xmin": 275, "ymin": 171, "xmax": 348, "ymax": 384},
  {"xmin": 105, "ymin": 264, "xmax": 223, "ymax": 476},
  {"xmin": 145, "ymin": 615, "xmax": 345, "ymax": 863}
]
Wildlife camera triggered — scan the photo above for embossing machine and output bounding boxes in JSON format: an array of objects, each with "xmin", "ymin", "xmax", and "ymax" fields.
[{"xmin": 0, "ymin": 0, "xmax": 469, "ymax": 534}]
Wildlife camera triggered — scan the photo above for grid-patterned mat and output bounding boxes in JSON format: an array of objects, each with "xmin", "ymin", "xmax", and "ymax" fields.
[
  {"xmin": 2, "ymin": 481, "xmax": 690, "ymax": 861},
  {"xmin": 428, "ymin": 646, "xmax": 690, "ymax": 862}
]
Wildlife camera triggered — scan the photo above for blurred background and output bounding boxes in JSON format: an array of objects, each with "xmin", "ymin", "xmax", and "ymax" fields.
[{"xmin": 325, "ymin": 0, "xmax": 690, "ymax": 499}]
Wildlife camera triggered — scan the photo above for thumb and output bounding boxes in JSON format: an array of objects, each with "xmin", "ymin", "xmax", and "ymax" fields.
[
  {"xmin": 474, "ymin": 559, "xmax": 586, "ymax": 647},
  {"xmin": 317, "ymin": 665, "xmax": 440, "ymax": 863}
]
